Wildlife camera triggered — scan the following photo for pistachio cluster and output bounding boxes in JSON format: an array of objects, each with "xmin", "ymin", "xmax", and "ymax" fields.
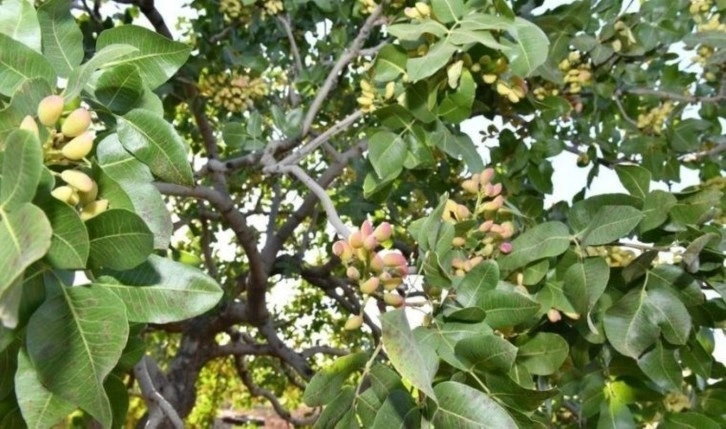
[
  {"xmin": 403, "ymin": 2, "xmax": 431, "ymax": 19},
  {"xmin": 578, "ymin": 246, "xmax": 636, "ymax": 268},
  {"xmin": 199, "ymin": 71, "xmax": 268, "ymax": 113},
  {"xmin": 356, "ymin": 79, "xmax": 395, "ymax": 113},
  {"xmin": 219, "ymin": 0, "xmax": 283, "ymax": 22},
  {"xmin": 636, "ymin": 101, "xmax": 674, "ymax": 134},
  {"xmin": 332, "ymin": 220, "xmax": 409, "ymax": 330},
  {"xmin": 29, "ymin": 95, "xmax": 108, "ymax": 220},
  {"xmin": 446, "ymin": 168, "xmax": 515, "ymax": 278},
  {"xmin": 558, "ymin": 51, "xmax": 592, "ymax": 94}
]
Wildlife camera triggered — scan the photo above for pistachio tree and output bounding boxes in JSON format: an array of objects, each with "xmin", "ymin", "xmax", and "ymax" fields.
[{"xmin": 0, "ymin": 0, "xmax": 724, "ymax": 427}]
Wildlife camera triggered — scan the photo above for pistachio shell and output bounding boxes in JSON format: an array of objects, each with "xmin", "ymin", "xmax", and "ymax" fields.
[
  {"xmin": 61, "ymin": 169, "xmax": 94, "ymax": 193},
  {"xmin": 61, "ymin": 132, "xmax": 94, "ymax": 160}
]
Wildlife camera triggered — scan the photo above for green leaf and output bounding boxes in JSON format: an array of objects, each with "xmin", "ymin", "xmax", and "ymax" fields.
[
  {"xmin": 580, "ymin": 206, "xmax": 643, "ymax": 246},
  {"xmin": 0, "ymin": 78, "xmax": 52, "ymax": 143},
  {"xmin": 40, "ymin": 198, "xmax": 90, "ymax": 269},
  {"xmin": 26, "ymin": 279, "xmax": 128, "ymax": 428},
  {"xmin": 646, "ymin": 287, "xmax": 691, "ymax": 346},
  {"xmin": 637, "ymin": 342, "xmax": 682, "ymax": 391},
  {"xmin": 597, "ymin": 399, "xmax": 635, "ymax": 429},
  {"xmin": 439, "ymin": 69, "xmax": 476, "ymax": 123},
  {"xmin": 1, "ymin": 130, "xmax": 42, "ymax": 211},
  {"xmin": 96, "ymin": 25, "xmax": 191, "ymax": 89},
  {"xmin": 456, "ymin": 334, "xmax": 517, "ymax": 373},
  {"xmin": 433, "ymin": 381, "xmax": 517, "ymax": 428},
  {"xmin": 86, "ymin": 209, "xmax": 154, "ymax": 271},
  {"xmin": 480, "ymin": 290, "xmax": 540, "ymax": 329},
  {"xmin": 431, "ymin": 121, "xmax": 483, "ymax": 172},
  {"xmin": 381, "ymin": 309, "xmax": 438, "ymax": 401},
  {"xmin": 0, "ymin": 0, "xmax": 41, "ymax": 52},
  {"xmin": 94, "ymin": 64, "xmax": 144, "ymax": 114},
  {"xmin": 456, "ymin": 260, "xmax": 499, "ymax": 308},
  {"xmin": 603, "ymin": 288, "xmax": 659, "ymax": 359},
  {"xmin": 500, "ymin": 18, "xmax": 550, "ymax": 76},
  {"xmin": 96, "ymin": 133, "xmax": 173, "ymax": 249},
  {"xmin": 407, "ymin": 41, "xmax": 457, "ymax": 82},
  {"xmin": 563, "ymin": 257, "xmax": 610, "ymax": 316},
  {"xmin": 484, "ymin": 373, "xmax": 557, "ymax": 411},
  {"xmin": 0, "ymin": 203, "xmax": 51, "ymax": 303},
  {"xmin": 370, "ymin": 390, "xmax": 420, "ymax": 429},
  {"xmin": 95, "ymin": 254, "xmax": 222, "ymax": 323},
  {"xmin": 431, "ymin": 0, "xmax": 464, "ymax": 23},
  {"xmin": 0, "ymin": 32, "xmax": 55, "ymax": 97},
  {"xmin": 64, "ymin": 44, "xmax": 140, "ymax": 100},
  {"xmin": 663, "ymin": 412, "xmax": 721, "ymax": 429},
  {"xmin": 449, "ymin": 28, "xmax": 507, "ymax": 49},
  {"xmin": 303, "ymin": 352, "xmax": 368, "ymax": 407},
  {"xmin": 517, "ymin": 333, "xmax": 569, "ymax": 375},
  {"xmin": 615, "ymin": 165, "xmax": 651, "ymax": 200},
  {"xmin": 313, "ymin": 386, "xmax": 355, "ymax": 429},
  {"xmin": 373, "ymin": 45, "xmax": 407, "ymax": 82},
  {"xmin": 37, "ymin": 0, "xmax": 83, "ymax": 78},
  {"xmin": 105, "ymin": 374, "xmax": 129, "ymax": 429},
  {"xmin": 368, "ymin": 131, "xmax": 407, "ymax": 179},
  {"xmin": 387, "ymin": 20, "xmax": 448, "ymax": 41},
  {"xmin": 117, "ymin": 109, "xmax": 194, "ymax": 185},
  {"xmin": 15, "ymin": 348, "xmax": 75, "ymax": 428},
  {"xmin": 222, "ymin": 122, "xmax": 263, "ymax": 152},
  {"xmin": 639, "ymin": 190, "xmax": 677, "ymax": 232},
  {"xmin": 498, "ymin": 221, "xmax": 571, "ymax": 271},
  {"xmin": 0, "ymin": 277, "xmax": 23, "ymax": 329}
]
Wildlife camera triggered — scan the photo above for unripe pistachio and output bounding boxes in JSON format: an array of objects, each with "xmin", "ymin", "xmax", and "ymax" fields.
[
  {"xmin": 19, "ymin": 115, "xmax": 39, "ymax": 139},
  {"xmin": 451, "ymin": 258, "xmax": 465, "ymax": 269},
  {"xmin": 455, "ymin": 204, "xmax": 471, "ymax": 220},
  {"xmin": 37, "ymin": 95, "xmax": 64, "ymax": 127},
  {"xmin": 346, "ymin": 266, "xmax": 361, "ymax": 280},
  {"xmin": 547, "ymin": 309, "xmax": 562, "ymax": 323},
  {"xmin": 461, "ymin": 179, "xmax": 479, "ymax": 194},
  {"xmin": 414, "ymin": 2, "xmax": 430, "ymax": 17},
  {"xmin": 360, "ymin": 80, "xmax": 373, "ymax": 92},
  {"xmin": 359, "ymin": 277, "xmax": 380, "ymax": 294},
  {"xmin": 484, "ymin": 182, "xmax": 502, "ymax": 197},
  {"xmin": 80, "ymin": 199, "xmax": 109, "ymax": 220},
  {"xmin": 383, "ymin": 292, "xmax": 404, "ymax": 307},
  {"xmin": 481, "ymin": 195, "xmax": 504, "ymax": 211},
  {"xmin": 499, "ymin": 242, "xmax": 513, "ymax": 254},
  {"xmin": 51, "ymin": 186, "xmax": 79, "ymax": 205},
  {"xmin": 360, "ymin": 220, "xmax": 374, "ymax": 239},
  {"xmin": 384, "ymin": 82, "xmax": 395, "ymax": 100},
  {"xmin": 369, "ymin": 253, "xmax": 384, "ymax": 272},
  {"xmin": 516, "ymin": 272, "xmax": 524, "ymax": 286},
  {"xmin": 61, "ymin": 169, "xmax": 94, "ymax": 193},
  {"xmin": 382, "ymin": 251, "xmax": 407, "ymax": 267},
  {"xmin": 479, "ymin": 220, "xmax": 494, "ymax": 232},
  {"xmin": 479, "ymin": 168, "xmax": 495, "ymax": 185},
  {"xmin": 403, "ymin": 7, "xmax": 420, "ymax": 19},
  {"xmin": 381, "ymin": 274, "xmax": 402, "ymax": 291},
  {"xmin": 356, "ymin": 96, "xmax": 373, "ymax": 106},
  {"xmin": 499, "ymin": 221, "xmax": 515, "ymax": 239},
  {"xmin": 373, "ymin": 222, "xmax": 392, "ymax": 242},
  {"xmin": 61, "ymin": 108, "xmax": 92, "ymax": 137},
  {"xmin": 61, "ymin": 132, "xmax": 94, "ymax": 160},
  {"xmin": 344, "ymin": 315, "xmax": 363, "ymax": 330},
  {"xmin": 611, "ymin": 39, "xmax": 622, "ymax": 52},
  {"xmin": 332, "ymin": 240, "xmax": 353, "ymax": 261},
  {"xmin": 363, "ymin": 234, "xmax": 378, "ymax": 251},
  {"xmin": 452, "ymin": 236, "xmax": 466, "ymax": 247},
  {"xmin": 507, "ymin": 92, "xmax": 520, "ymax": 103},
  {"xmin": 496, "ymin": 81, "xmax": 510, "ymax": 95},
  {"xmin": 469, "ymin": 256, "xmax": 483, "ymax": 268},
  {"xmin": 349, "ymin": 231, "xmax": 364, "ymax": 248},
  {"xmin": 482, "ymin": 74, "xmax": 498, "ymax": 84},
  {"xmin": 78, "ymin": 181, "xmax": 99, "ymax": 206},
  {"xmin": 483, "ymin": 243, "xmax": 495, "ymax": 257}
]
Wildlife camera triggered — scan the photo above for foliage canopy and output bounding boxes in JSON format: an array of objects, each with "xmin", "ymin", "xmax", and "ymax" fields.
[{"xmin": 0, "ymin": 0, "xmax": 724, "ymax": 427}]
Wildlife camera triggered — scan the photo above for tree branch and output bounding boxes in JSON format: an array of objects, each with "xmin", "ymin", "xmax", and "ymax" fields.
[
  {"xmin": 276, "ymin": 14, "xmax": 303, "ymax": 74},
  {"xmin": 134, "ymin": 356, "xmax": 184, "ymax": 429},
  {"xmin": 301, "ymin": 5, "xmax": 385, "ymax": 136},
  {"xmin": 626, "ymin": 87, "xmax": 725, "ymax": 104}
]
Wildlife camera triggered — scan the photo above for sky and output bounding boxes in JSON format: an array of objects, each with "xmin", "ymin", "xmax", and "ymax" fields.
[{"xmin": 108, "ymin": 0, "xmax": 726, "ymax": 364}]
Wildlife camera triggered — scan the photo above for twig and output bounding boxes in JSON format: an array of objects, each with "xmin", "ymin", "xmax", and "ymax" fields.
[
  {"xmin": 279, "ymin": 109, "xmax": 363, "ymax": 166},
  {"xmin": 301, "ymin": 4, "xmax": 385, "ymax": 136},
  {"xmin": 277, "ymin": 15, "xmax": 303, "ymax": 73},
  {"xmin": 276, "ymin": 165, "xmax": 352, "ymax": 238},
  {"xmin": 626, "ymin": 87, "xmax": 725, "ymax": 104},
  {"xmin": 134, "ymin": 356, "xmax": 184, "ymax": 429},
  {"xmin": 681, "ymin": 142, "xmax": 726, "ymax": 161},
  {"xmin": 612, "ymin": 93, "xmax": 639, "ymax": 128},
  {"xmin": 234, "ymin": 357, "xmax": 318, "ymax": 426}
]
